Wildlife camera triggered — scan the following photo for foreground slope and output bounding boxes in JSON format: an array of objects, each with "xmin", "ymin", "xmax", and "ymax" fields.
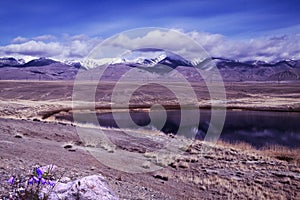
[{"xmin": 0, "ymin": 81, "xmax": 299, "ymax": 199}]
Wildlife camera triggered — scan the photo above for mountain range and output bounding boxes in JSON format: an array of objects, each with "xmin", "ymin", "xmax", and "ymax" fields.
[
  {"xmin": 0, "ymin": 57, "xmax": 79, "ymax": 80},
  {"xmin": 0, "ymin": 50, "xmax": 299, "ymax": 82},
  {"xmin": 213, "ymin": 57, "xmax": 300, "ymax": 82}
]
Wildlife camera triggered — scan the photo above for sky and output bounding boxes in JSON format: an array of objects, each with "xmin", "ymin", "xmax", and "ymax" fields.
[{"xmin": 0, "ymin": 0, "xmax": 300, "ymax": 62}]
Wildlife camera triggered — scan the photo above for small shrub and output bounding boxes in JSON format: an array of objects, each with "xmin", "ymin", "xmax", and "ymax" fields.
[
  {"xmin": 262, "ymin": 145, "xmax": 300, "ymax": 165},
  {"xmin": 63, "ymin": 141, "xmax": 74, "ymax": 149},
  {"xmin": 275, "ymin": 155, "xmax": 294, "ymax": 162},
  {"xmin": 5, "ymin": 166, "xmax": 57, "ymax": 200},
  {"xmin": 142, "ymin": 161, "xmax": 151, "ymax": 169}
]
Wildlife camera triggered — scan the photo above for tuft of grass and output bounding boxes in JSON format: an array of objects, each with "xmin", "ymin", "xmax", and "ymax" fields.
[
  {"xmin": 261, "ymin": 145, "xmax": 300, "ymax": 165},
  {"xmin": 216, "ymin": 140, "xmax": 300, "ymax": 166},
  {"xmin": 83, "ymin": 138, "xmax": 100, "ymax": 148},
  {"xmin": 99, "ymin": 142, "xmax": 115, "ymax": 153},
  {"xmin": 81, "ymin": 137, "xmax": 115, "ymax": 153},
  {"xmin": 62, "ymin": 141, "xmax": 74, "ymax": 149},
  {"xmin": 14, "ymin": 133, "xmax": 23, "ymax": 139},
  {"xmin": 177, "ymin": 161, "xmax": 189, "ymax": 169},
  {"xmin": 141, "ymin": 161, "xmax": 151, "ymax": 169},
  {"xmin": 216, "ymin": 140, "xmax": 254, "ymax": 151},
  {"xmin": 143, "ymin": 151, "xmax": 188, "ymax": 168}
]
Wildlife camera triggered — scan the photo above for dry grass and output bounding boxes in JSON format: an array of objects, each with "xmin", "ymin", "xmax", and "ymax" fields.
[
  {"xmin": 82, "ymin": 137, "xmax": 100, "ymax": 148},
  {"xmin": 62, "ymin": 140, "xmax": 75, "ymax": 149},
  {"xmin": 144, "ymin": 152, "xmax": 173, "ymax": 167},
  {"xmin": 217, "ymin": 140, "xmax": 300, "ymax": 166},
  {"xmin": 83, "ymin": 137, "xmax": 116, "ymax": 153},
  {"xmin": 261, "ymin": 145, "xmax": 300, "ymax": 166},
  {"xmin": 216, "ymin": 140, "xmax": 254, "ymax": 151}
]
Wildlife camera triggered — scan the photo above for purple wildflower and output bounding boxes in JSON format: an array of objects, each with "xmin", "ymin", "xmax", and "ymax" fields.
[
  {"xmin": 41, "ymin": 178, "xmax": 46, "ymax": 185},
  {"xmin": 47, "ymin": 180, "xmax": 56, "ymax": 187},
  {"xmin": 36, "ymin": 167, "xmax": 44, "ymax": 178},
  {"xmin": 33, "ymin": 176, "xmax": 39, "ymax": 183},
  {"xmin": 7, "ymin": 176, "xmax": 14, "ymax": 184},
  {"xmin": 28, "ymin": 178, "xmax": 34, "ymax": 185}
]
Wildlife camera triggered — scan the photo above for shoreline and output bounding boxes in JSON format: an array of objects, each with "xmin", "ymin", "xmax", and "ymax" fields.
[{"xmin": 39, "ymin": 104, "xmax": 300, "ymax": 121}]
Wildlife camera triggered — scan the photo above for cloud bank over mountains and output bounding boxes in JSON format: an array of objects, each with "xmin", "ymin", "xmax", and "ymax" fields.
[{"xmin": 0, "ymin": 29, "xmax": 299, "ymax": 63}]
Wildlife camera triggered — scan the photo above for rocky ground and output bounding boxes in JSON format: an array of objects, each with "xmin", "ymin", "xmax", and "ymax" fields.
[
  {"xmin": 0, "ymin": 117, "xmax": 299, "ymax": 199},
  {"xmin": 0, "ymin": 81, "xmax": 299, "ymax": 199}
]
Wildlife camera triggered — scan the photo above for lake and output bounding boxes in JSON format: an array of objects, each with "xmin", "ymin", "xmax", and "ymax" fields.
[{"xmin": 94, "ymin": 109, "xmax": 300, "ymax": 148}]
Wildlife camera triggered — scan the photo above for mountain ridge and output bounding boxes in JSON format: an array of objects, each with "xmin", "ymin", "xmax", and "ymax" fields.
[{"xmin": 0, "ymin": 55, "xmax": 299, "ymax": 81}]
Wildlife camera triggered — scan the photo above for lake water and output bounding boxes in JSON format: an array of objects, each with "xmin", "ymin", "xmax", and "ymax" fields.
[{"xmin": 95, "ymin": 109, "xmax": 300, "ymax": 148}]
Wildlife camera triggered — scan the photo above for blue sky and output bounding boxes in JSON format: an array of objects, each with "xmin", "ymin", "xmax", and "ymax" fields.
[
  {"xmin": 1, "ymin": 0, "xmax": 299, "ymax": 43},
  {"xmin": 0, "ymin": 0, "xmax": 299, "ymax": 61}
]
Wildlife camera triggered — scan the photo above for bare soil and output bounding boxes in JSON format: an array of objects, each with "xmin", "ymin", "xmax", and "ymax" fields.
[{"xmin": 0, "ymin": 81, "xmax": 299, "ymax": 199}]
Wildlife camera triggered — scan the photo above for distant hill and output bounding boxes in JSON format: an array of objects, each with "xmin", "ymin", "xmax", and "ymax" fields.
[
  {"xmin": 213, "ymin": 58, "xmax": 300, "ymax": 82},
  {"xmin": 0, "ymin": 57, "xmax": 81, "ymax": 80},
  {"xmin": 0, "ymin": 54, "xmax": 299, "ymax": 82},
  {"xmin": 0, "ymin": 57, "xmax": 24, "ymax": 67}
]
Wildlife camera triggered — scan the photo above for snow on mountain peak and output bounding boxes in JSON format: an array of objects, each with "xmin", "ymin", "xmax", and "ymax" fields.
[
  {"xmin": 118, "ymin": 48, "xmax": 193, "ymax": 68},
  {"xmin": 61, "ymin": 48, "xmax": 208, "ymax": 69},
  {"xmin": 121, "ymin": 48, "xmax": 167, "ymax": 67}
]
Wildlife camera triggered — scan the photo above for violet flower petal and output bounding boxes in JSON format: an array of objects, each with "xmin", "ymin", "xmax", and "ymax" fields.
[
  {"xmin": 36, "ymin": 167, "xmax": 44, "ymax": 178},
  {"xmin": 47, "ymin": 180, "xmax": 56, "ymax": 187},
  {"xmin": 7, "ymin": 176, "xmax": 14, "ymax": 184},
  {"xmin": 28, "ymin": 178, "xmax": 33, "ymax": 185},
  {"xmin": 41, "ymin": 178, "xmax": 46, "ymax": 185},
  {"xmin": 33, "ymin": 176, "xmax": 39, "ymax": 183}
]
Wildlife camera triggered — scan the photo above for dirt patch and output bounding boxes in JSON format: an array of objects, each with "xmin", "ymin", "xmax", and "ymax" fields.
[
  {"xmin": 0, "ymin": 118, "xmax": 299, "ymax": 199},
  {"xmin": 0, "ymin": 81, "xmax": 300, "ymax": 199}
]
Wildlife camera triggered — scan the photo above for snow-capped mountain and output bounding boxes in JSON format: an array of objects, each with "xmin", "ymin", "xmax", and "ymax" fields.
[
  {"xmin": 0, "ymin": 57, "xmax": 79, "ymax": 80},
  {"xmin": 212, "ymin": 57, "xmax": 300, "ymax": 81},
  {"xmin": 63, "ymin": 48, "xmax": 194, "ymax": 69},
  {"xmin": 118, "ymin": 48, "xmax": 193, "ymax": 68},
  {"xmin": 23, "ymin": 57, "xmax": 58, "ymax": 67},
  {"xmin": 64, "ymin": 58, "xmax": 122, "ymax": 69},
  {"xmin": 0, "ymin": 52, "xmax": 299, "ymax": 81},
  {"xmin": 0, "ymin": 57, "xmax": 25, "ymax": 67}
]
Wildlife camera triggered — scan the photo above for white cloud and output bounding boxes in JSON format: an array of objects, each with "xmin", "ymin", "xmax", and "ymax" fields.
[
  {"xmin": 12, "ymin": 36, "xmax": 28, "ymax": 43},
  {"xmin": 0, "ymin": 35, "xmax": 102, "ymax": 60},
  {"xmin": 0, "ymin": 40, "xmax": 63, "ymax": 57},
  {"xmin": 90, "ymin": 29, "xmax": 300, "ymax": 62},
  {"xmin": 188, "ymin": 31, "xmax": 300, "ymax": 62},
  {"xmin": 33, "ymin": 35, "xmax": 56, "ymax": 41},
  {"xmin": 2, "ymin": 30, "xmax": 300, "ymax": 62},
  {"xmin": 65, "ymin": 36, "xmax": 102, "ymax": 58},
  {"xmin": 89, "ymin": 29, "xmax": 208, "ymax": 61}
]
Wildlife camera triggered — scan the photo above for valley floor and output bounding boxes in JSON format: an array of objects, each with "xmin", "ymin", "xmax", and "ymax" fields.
[{"xmin": 0, "ymin": 81, "xmax": 299, "ymax": 199}]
